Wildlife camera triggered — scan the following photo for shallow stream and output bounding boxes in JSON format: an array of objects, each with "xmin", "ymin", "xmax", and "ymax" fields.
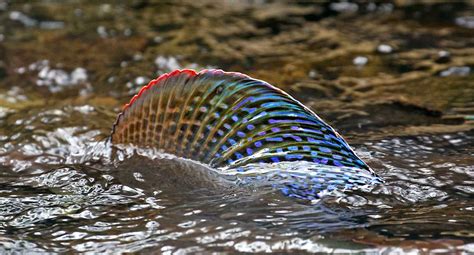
[{"xmin": 0, "ymin": 1, "xmax": 473, "ymax": 253}]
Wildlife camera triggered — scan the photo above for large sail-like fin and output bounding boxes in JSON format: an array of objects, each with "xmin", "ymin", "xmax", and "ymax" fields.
[{"xmin": 111, "ymin": 69, "xmax": 374, "ymax": 177}]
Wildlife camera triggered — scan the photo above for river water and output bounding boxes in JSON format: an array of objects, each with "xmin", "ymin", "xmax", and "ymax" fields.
[{"xmin": 0, "ymin": 1, "xmax": 473, "ymax": 253}]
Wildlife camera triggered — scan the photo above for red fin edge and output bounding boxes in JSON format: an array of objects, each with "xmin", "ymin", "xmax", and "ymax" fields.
[
  {"xmin": 121, "ymin": 69, "xmax": 249, "ymax": 111},
  {"xmin": 121, "ymin": 69, "xmax": 197, "ymax": 111}
]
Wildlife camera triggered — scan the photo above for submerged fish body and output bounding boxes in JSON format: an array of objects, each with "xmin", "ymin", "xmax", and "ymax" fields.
[{"xmin": 111, "ymin": 69, "xmax": 381, "ymax": 200}]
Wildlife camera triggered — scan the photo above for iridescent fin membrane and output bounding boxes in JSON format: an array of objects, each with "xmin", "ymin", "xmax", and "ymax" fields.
[{"xmin": 111, "ymin": 69, "xmax": 381, "ymax": 198}]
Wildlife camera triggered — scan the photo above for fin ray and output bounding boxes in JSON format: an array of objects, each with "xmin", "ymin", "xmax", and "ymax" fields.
[{"xmin": 111, "ymin": 69, "xmax": 375, "ymax": 176}]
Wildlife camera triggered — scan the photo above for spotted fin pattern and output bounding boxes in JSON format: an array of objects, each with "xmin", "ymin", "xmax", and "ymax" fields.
[{"xmin": 111, "ymin": 69, "xmax": 380, "ymax": 194}]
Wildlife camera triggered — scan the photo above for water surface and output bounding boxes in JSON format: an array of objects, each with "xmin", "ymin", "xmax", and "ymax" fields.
[{"xmin": 0, "ymin": 1, "xmax": 473, "ymax": 253}]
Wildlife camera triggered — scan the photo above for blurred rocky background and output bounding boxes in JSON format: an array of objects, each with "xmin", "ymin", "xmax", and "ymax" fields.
[{"xmin": 0, "ymin": 0, "xmax": 472, "ymax": 139}]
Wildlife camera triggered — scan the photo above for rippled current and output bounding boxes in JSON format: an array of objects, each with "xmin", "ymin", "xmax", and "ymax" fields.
[{"xmin": 0, "ymin": 1, "xmax": 473, "ymax": 253}]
